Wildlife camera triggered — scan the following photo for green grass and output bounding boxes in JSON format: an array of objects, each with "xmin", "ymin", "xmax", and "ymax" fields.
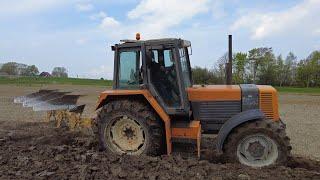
[
  {"xmin": 0, "ymin": 76, "xmax": 113, "ymax": 86},
  {"xmin": 275, "ymin": 86, "xmax": 320, "ymax": 94}
]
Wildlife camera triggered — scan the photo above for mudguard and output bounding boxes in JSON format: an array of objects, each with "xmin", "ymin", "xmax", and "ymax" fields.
[{"xmin": 216, "ymin": 109, "xmax": 265, "ymax": 152}]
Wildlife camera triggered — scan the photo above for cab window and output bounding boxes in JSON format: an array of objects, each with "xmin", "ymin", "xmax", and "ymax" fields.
[
  {"xmin": 179, "ymin": 48, "xmax": 192, "ymax": 87},
  {"xmin": 164, "ymin": 50, "xmax": 173, "ymax": 67},
  {"xmin": 118, "ymin": 50, "xmax": 141, "ymax": 89}
]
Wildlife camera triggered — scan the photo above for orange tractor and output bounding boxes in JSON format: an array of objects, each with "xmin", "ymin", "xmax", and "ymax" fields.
[
  {"xmin": 15, "ymin": 35, "xmax": 291, "ymax": 167},
  {"xmin": 93, "ymin": 35, "xmax": 291, "ymax": 167}
]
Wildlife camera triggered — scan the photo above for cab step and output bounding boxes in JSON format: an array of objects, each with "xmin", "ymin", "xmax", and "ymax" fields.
[{"xmin": 171, "ymin": 120, "xmax": 201, "ymax": 158}]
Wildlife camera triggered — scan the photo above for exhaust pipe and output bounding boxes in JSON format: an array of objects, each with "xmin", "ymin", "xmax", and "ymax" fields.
[{"xmin": 226, "ymin": 35, "xmax": 233, "ymax": 85}]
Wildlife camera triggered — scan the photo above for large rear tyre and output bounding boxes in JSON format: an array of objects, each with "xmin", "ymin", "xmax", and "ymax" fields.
[
  {"xmin": 223, "ymin": 119, "xmax": 291, "ymax": 167},
  {"xmin": 96, "ymin": 99, "xmax": 164, "ymax": 156}
]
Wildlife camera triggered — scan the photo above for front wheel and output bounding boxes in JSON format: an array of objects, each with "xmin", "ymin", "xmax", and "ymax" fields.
[{"xmin": 223, "ymin": 120, "xmax": 291, "ymax": 167}]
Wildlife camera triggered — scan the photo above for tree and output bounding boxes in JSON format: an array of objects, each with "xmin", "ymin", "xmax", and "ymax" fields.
[
  {"xmin": 192, "ymin": 66, "xmax": 216, "ymax": 84},
  {"xmin": 297, "ymin": 60, "xmax": 313, "ymax": 87},
  {"xmin": 216, "ymin": 53, "xmax": 228, "ymax": 84},
  {"xmin": 296, "ymin": 51, "xmax": 320, "ymax": 87},
  {"xmin": 22, "ymin": 65, "xmax": 39, "ymax": 76},
  {"xmin": 52, "ymin": 67, "xmax": 68, "ymax": 77},
  {"xmin": 276, "ymin": 55, "xmax": 285, "ymax": 86},
  {"xmin": 248, "ymin": 48, "xmax": 273, "ymax": 83},
  {"xmin": 233, "ymin": 52, "xmax": 248, "ymax": 84},
  {"xmin": 307, "ymin": 51, "xmax": 320, "ymax": 86},
  {"xmin": 256, "ymin": 49, "xmax": 277, "ymax": 85},
  {"xmin": 0, "ymin": 62, "xmax": 18, "ymax": 75},
  {"xmin": 285, "ymin": 52, "xmax": 297, "ymax": 86}
]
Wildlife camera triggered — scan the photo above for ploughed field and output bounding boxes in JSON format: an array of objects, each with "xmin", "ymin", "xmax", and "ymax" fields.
[{"xmin": 0, "ymin": 84, "xmax": 320, "ymax": 179}]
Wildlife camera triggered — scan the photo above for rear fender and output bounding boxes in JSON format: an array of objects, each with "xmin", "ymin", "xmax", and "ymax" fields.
[
  {"xmin": 216, "ymin": 109, "xmax": 265, "ymax": 152},
  {"xmin": 96, "ymin": 89, "xmax": 173, "ymax": 154}
]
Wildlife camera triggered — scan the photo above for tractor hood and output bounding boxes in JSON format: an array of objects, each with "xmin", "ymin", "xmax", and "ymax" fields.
[
  {"xmin": 187, "ymin": 84, "xmax": 279, "ymax": 122},
  {"xmin": 187, "ymin": 85, "xmax": 241, "ymax": 102}
]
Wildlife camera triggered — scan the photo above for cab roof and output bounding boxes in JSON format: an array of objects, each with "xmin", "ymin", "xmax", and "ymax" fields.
[{"xmin": 113, "ymin": 38, "xmax": 191, "ymax": 49}]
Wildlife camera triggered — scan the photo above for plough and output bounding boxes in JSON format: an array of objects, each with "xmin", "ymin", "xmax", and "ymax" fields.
[{"xmin": 14, "ymin": 90, "xmax": 92, "ymax": 130}]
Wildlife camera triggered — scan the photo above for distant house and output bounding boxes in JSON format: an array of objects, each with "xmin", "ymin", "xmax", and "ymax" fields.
[{"xmin": 39, "ymin": 72, "xmax": 51, "ymax": 77}]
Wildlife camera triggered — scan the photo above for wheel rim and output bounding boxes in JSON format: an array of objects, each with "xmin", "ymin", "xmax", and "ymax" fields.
[
  {"xmin": 106, "ymin": 115, "xmax": 146, "ymax": 155},
  {"xmin": 236, "ymin": 133, "xmax": 279, "ymax": 167}
]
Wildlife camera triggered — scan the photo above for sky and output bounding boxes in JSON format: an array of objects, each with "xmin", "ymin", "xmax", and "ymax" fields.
[{"xmin": 1, "ymin": 0, "xmax": 320, "ymax": 79}]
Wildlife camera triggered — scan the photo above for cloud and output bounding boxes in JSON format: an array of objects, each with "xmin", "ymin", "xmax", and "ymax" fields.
[
  {"xmin": 210, "ymin": 0, "xmax": 227, "ymax": 19},
  {"xmin": 100, "ymin": 16, "xmax": 120, "ymax": 29},
  {"xmin": 231, "ymin": 0, "xmax": 320, "ymax": 40},
  {"xmin": 127, "ymin": 0, "xmax": 210, "ymax": 37},
  {"xmin": 90, "ymin": 11, "xmax": 107, "ymax": 20},
  {"xmin": 90, "ymin": 11, "xmax": 122, "ymax": 38},
  {"xmin": 76, "ymin": 3, "xmax": 94, "ymax": 12},
  {"xmin": 96, "ymin": 0, "xmax": 211, "ymax": 40},
  {"xmin": 0, "ymin": 0, "xmax": 72, "ymax": 16}
]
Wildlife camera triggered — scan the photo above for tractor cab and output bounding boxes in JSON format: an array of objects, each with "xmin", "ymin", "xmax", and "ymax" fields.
[{"xmin": 112, "ymin": 38, "xmax": 192, "ymax": 116}]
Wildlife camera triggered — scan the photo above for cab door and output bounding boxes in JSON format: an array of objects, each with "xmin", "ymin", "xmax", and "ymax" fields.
[
  {"xmin": 113, "ymin": 46, "xmax": 143, "ymax": 89},
  {"xmin": 145, "ymin": 44, "xmax": 190, "ymax": 116}
]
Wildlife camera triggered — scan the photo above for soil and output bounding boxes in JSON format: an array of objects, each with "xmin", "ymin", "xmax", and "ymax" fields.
[
  {"xmin": 1, "ymin": 121, "xmax": 320, "ymax": 180},
  {"xmin": 1, "ymin": 85, "xmax": 320, "ymax": 179},
  {"xmin": 279, "ymin": 94, "xmax": 320, "ymax": 160}
]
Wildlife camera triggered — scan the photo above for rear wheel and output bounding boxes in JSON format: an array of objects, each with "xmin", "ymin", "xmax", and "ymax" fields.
[
  {"xmin": 223, "ymin": 119, "xmax": 291, "ymax": 167},
  {"xmin": 97, "ymin": 99, "xmax": 164, "ymax": 156}
]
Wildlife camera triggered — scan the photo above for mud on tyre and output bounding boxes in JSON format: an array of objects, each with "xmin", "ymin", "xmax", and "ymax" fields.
[
  {"xmin": 223, "ymin": 119, "xmax": 292, "ymax": 167},
  {"xmin": 96, "ymin": 99, "xmax": 164, "ymax": 156}
]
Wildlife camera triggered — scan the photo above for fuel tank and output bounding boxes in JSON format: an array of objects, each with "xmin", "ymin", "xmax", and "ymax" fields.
[{"xmin": 187, "ymin": 84, "xmax": 279, "ymax": 133}]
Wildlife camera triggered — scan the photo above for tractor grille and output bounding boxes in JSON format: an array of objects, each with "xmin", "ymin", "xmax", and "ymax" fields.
[
  {"xmin": 259, "ymin": 92, "xmax": 275, "ymax": 119},
  {"xmin": 192, "ymin": 101, "xmax": 241, "ymax": 132}
]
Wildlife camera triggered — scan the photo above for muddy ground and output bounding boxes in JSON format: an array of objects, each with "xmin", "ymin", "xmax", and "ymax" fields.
[{"xmin": 0, "ymin": 84, "xmax": 320, "ymax": 179}]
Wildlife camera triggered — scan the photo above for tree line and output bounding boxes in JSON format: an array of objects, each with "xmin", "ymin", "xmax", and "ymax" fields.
[
  {"xmin": 0, "ymin": 62, "xmax": 68, "ymax": 78},
  {"xmin": 192, "ymin": 48, "xmax": 320, "ymax": 88}
]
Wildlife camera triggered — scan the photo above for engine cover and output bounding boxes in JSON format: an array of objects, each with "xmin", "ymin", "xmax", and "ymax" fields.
[{"xmin": 188, "ymin": 84, "xmax": 261, "ymax": 133}]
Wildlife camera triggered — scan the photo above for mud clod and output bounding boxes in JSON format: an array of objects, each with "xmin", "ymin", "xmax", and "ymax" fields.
[
  {"xmin": 36, "ymin": 170, "xmax": 56, "ymax": 177},
  {"xmin": 238, "ymin": 173, "xmax": 250, "ymax": 180}
]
